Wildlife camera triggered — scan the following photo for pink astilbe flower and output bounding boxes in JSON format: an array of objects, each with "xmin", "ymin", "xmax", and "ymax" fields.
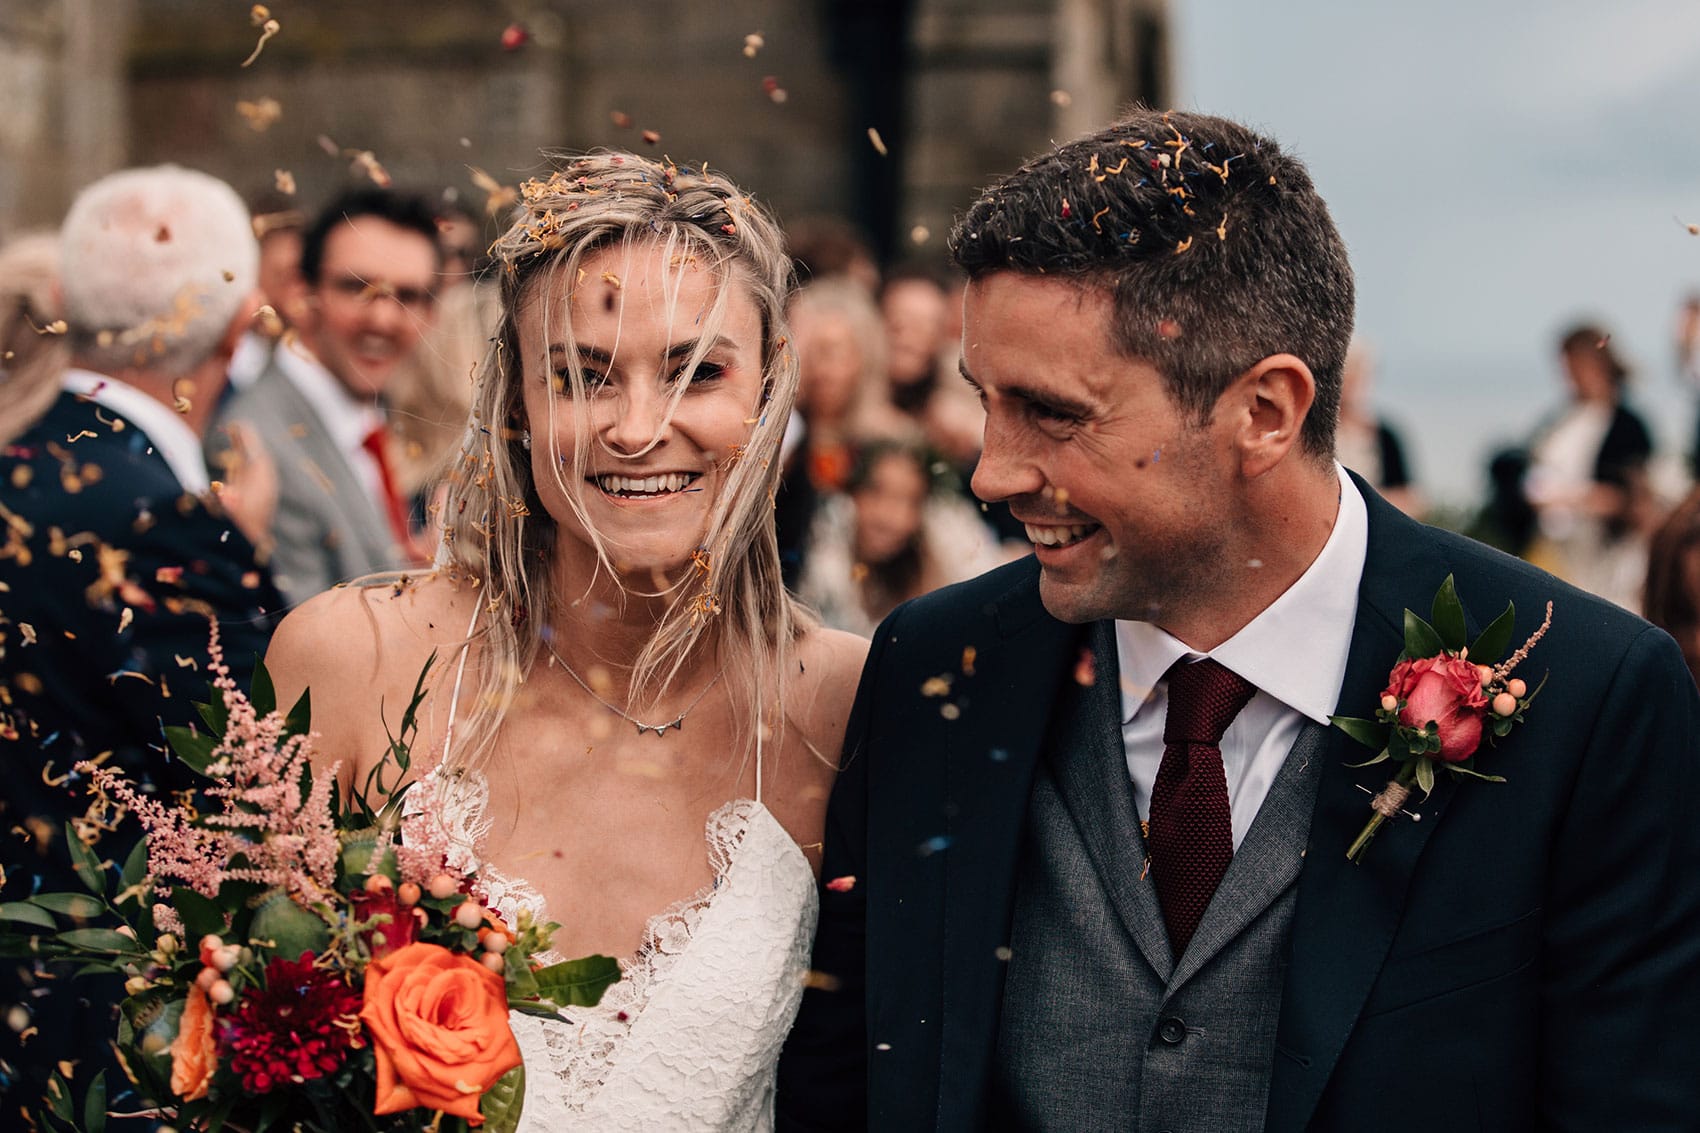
[{"xmin": 76, "ymin": 621, "xmax": 345, "ymax": 912}]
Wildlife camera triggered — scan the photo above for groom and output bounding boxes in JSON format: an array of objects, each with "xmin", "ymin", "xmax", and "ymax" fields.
[{"xmin": 777, "ymin": 109, "xmax": 1700, "ymax": 1131}]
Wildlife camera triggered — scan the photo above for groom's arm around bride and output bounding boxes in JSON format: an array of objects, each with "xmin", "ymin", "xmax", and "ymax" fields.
[{"xmin": 777, "ymin": 108, "xmax": 1700, "ymax": 1133}]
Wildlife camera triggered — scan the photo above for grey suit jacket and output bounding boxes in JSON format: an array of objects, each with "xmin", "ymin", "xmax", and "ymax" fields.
[{"xmin": 213, "ymin": 355, "xmax": 405, "ymax": 605}]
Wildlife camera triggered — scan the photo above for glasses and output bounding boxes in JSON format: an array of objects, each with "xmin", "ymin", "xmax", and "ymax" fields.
[{"xmin": 320, "ymin": 275, "xmax": 436, "ymax": 315}]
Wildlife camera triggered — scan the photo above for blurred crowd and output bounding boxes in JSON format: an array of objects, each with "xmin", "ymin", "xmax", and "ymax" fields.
[{"xmin": 8, "ymin": 166, "xmax": 1700, "ymax": 701}]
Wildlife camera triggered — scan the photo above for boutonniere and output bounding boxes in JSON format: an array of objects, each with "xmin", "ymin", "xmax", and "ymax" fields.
[{"xmin": 1331, "ymin": 574, "xmax": 1552, "ymax": 863}]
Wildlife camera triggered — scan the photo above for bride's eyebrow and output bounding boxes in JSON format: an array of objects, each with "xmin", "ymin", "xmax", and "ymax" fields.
[
  {"xmin": 548, "ymin": 343, "xmax": 614, "ymax": 368},
  {"xmin": 663, "ymin": 336, "xmax": 736, "ymax": 362}
]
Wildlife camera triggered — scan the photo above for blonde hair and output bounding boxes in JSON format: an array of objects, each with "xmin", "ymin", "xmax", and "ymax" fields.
[{"xmin": 435, "ymin": 151, "xmax": 809, "ymax": 774}]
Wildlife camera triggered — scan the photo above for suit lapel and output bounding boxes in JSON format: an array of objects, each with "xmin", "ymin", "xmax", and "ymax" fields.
[
  {"xmin": 1266, "ymin": 482, "xmax": 1468, "ymax": 1133},
  {"xmin": 1043, "ymin": 620, "xmax": 1174, "ymax": 981},
  {"xmin": 935, "ymin": 562, "xmax": 1083, "ymax": 1129}
]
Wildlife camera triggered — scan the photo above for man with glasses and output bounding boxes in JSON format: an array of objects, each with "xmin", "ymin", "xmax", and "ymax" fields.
[{"xmin": 215, "ymin": 187, "xmax": 441, "ymax": 603}]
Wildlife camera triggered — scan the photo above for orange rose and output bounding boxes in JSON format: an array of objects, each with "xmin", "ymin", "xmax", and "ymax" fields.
[
  {"xmin": 169, "ymin": 983, "xmax": 216, "ymax": 1102},
  {"xmin": 360, "ymin": 942, "xmax": 521, "ymax": 1125}
]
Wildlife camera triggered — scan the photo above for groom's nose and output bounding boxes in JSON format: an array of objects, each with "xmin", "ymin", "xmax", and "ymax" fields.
[{"xmin": 971, "ymin": 412, "xmax": 1043, "ymax": 504}]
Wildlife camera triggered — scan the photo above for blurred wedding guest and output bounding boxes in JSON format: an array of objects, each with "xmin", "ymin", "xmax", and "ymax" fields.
[
  {"xmin": 226, "ymin": 195, "xmax": 305, "ymax": 390},
  {"xmin": 215, "ymin": 187, "xmax": 441, "ymax": 604},
  {"xmin": 1673, "ymin": 292, "xmax": 1700, "ymax": 475},
  {"xmin": 881, "ymin": 265, "xmax": 985, "ymax": 469},
  {"xmin": 1645, "ymin": 485, "xmax": 1700, "ymax": 685},
  {"xmin": 383, "ymin": 194, "xmax": 496, "ymax": 518},
  {"xmin": 1335, "ymin": 338, "xmax": 1423, "ymax": 517},
  {"xmin": 787, "ymin": 215, "xmax": 880, "ymax": 293},
  {"xmin": 1523, "ymin": 324, "xmax": 1654, "ymax": 610},
  {"xmin": 775, "ymin": 279, "xmax": 907, "ymax": 586},
  {"xmin": 0, "ymin": 232, "xmax": 67, "ymax": 446},
  {"xmin": 798, "ymin": 441, "xmax": 1001, "ymax": 635},
  {"xmin": 0, "ymin": 165, "xmax": 284, "ymax": 1123}
]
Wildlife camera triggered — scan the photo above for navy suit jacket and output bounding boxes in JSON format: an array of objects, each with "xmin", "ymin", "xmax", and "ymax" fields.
[
  {"xmin": 0, "ymin": 390, "xmax": 282, "ymax": 1120},
  {"xmin": 778, "ymin": 480, "xmax": 1700, "ymax": 1132}
]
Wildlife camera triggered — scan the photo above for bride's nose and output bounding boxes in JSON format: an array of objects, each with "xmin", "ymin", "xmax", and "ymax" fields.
[{"xmin": 601, "ymin": 381, "xmax": 674, "ymax": 455}]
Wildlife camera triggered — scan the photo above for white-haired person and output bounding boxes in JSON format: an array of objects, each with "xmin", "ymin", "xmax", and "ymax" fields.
[
  {"xmin": 0, "ymin": 231, "xmax": 69, "ymax": 446},
  {"xmin": 265, "ymin": 153, "xmax": 867, "ymax": 1129},
  {"xmin": 0, "ymin": 165, "xmax": 286, "ymax": 1124}
]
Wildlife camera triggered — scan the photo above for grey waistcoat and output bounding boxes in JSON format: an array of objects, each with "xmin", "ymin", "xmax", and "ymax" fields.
[{"xmin": 993, "ymin": 624, "xmax": 1324, "ymax": 1133}]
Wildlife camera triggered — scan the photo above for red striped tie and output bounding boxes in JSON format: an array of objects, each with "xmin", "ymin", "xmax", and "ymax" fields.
[
  {"xmin": 1147, "ymin": 657, "xmax": 1255, "ymax": 958},
  {"xmin": 361, "ymin": 424, "xmax": 415, "ymax": 555}
]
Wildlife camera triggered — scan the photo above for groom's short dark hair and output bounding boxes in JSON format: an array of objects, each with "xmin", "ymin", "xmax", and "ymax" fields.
[{"xmin": 949, "ymin": 108, "xmax": 1354, "ymax": 458}]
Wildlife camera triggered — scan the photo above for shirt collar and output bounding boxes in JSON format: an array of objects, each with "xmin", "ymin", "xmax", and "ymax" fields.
[
  {"xmin": 272, "ymin": 340, "xmax": 385, "ymax": 453},
  {"xmin": 1115, "ymin": 463, "xmax": 1369, "ymax": 726},
  {"xmin": 60, "ymin": 367, "xmax": 210, "ymax": 494}
]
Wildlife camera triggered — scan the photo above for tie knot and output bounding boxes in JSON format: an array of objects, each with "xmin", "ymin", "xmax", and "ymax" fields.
[
  {"xmin": 1163, "ymin": 658, "xmax": 1256, "ymax": 745},
  {"xmin": 362, "ymin": 425, "xmax": 388, "ymax": 456}
]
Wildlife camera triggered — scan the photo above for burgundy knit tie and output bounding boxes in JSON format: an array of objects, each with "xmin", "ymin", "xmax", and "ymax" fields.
[{"xmin": 1147, "ymin": 657, "xmax": 1256, "ymax": 958}]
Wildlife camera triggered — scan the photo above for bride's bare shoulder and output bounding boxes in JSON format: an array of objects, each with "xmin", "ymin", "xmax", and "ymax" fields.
[
  {"xmin": 265, "ymin": 571, "xmax": 483, "ymax": 747},
  {"xmin": 789, "ymin": 626, "xmax": 869, "ymax": 760}
]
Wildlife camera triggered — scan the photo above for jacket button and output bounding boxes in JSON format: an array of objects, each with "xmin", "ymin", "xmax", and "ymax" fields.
[{"xmin": 1157, "ymin": 1016, "xmax": 1187, "ymax": 1045}]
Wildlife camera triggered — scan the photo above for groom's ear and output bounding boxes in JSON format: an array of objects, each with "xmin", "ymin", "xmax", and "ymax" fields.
[{"xmin": 1222, "ymin": 353, "xmax": 1315, "ymax": 479}]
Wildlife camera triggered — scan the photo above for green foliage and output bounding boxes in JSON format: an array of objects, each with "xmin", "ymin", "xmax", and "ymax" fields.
[
  {"xmin": 529, "ymin": 955, "xmax": 622, "ymax": 1009},
  {"xmin": 1329, "ymin": 714, "xmax": 1389, "ymax": 752},
  {"xmin": 1402, "ymin": 608, "xmax": 1445, "ymax": 660},
  {"xmin": 1430, "ymin": 574, "xmax": 1468, "ymax": 653},
  {"xmin": 1469, "ymin": 603, "xmax": 1517, "ymax": 665},
  {"xmin": 480, "ymin": 1065, "xmax": 527, "ymax": 1133}
]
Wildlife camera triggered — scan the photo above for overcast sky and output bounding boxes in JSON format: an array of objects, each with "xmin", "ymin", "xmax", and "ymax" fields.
[{"xmin": 1174, "ymin": 0, "xmax": 1700, "ymax": 503}]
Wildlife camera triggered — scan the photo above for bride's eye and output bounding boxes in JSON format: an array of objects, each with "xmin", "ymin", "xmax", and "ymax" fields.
[
  {"xmin": 552, "ymin": 368, "xmax": 613, "ymax": 393},
  {"xmin": 674, "ymin": 361, "xmax": 724, "ymax": 387}
]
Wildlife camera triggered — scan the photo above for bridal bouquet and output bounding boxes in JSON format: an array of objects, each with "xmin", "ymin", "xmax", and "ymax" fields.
[{"xmin": 0, "ymin": 627, "xmax": 618, "ymax": 1132}]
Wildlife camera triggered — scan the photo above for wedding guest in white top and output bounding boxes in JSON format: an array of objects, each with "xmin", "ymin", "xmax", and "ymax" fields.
[{"xmin": 215, "ymin": 188, "xmax": 441, "ymax": 603}]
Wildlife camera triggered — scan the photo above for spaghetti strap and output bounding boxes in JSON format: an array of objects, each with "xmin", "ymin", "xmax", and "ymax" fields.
[{"xmin": 439, "ymin": 599, "xmax": 483, "ymax": 765}]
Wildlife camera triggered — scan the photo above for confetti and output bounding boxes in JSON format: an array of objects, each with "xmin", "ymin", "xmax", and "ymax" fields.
[
  {"xmin": 241, "ymin": 7, "xmax": 281, "ymax": 68},
  {"xmin": 917, "ymin": 835, "xmax": 952, "ymax": 856},
  {"xmin": 940, "ymin": 703, "xmax": 961, "ymax": 720},
  {"xmin": 1050, "ymin": 89, "xmax": 1073, "ymax": 107},
  {"xmin": 35, "ymin": 319, "xmax": 68, "ymax": 336},
  {"xmin": 500, "ymin": 23, "xmax": 529, "ymax": 51},
  {"xmin": 867, "ymin": 127, "xmax": 888, "ymax": 156},
  {"xmin": 802, "ymin": 969, "xmax": 841, "ymax": 992},
  {"xmin": 274, "ymin": 169, "xmax": 296, "ymax": 195},
  {"xmin": 961, "ymin": 646, "xmax": 977, "ymax": 676},
  {"xmin": 920, "ymin": 675, "xmax": 952, "ymax": 698},
  {"xmin": 235, "ymin": 97, "xmax": 282, "ymax": 131},
  {"xmin": 825, "ymin": 875, "xmax": 856, "ymax": 893},
  {"xmin": 19, "ymin": 624, "xmax": 36, "ymax": 646},
  {"xmin": 469, "ymin": 167, "xmax": 517, "ymax": 215},
  {"xmin": 117, "ymin": 608, "xmax": 133, "ymax": 634},
  {"xmin": 641, "ymin": 130, "xmax": 661, "ymax": 145},
  {"xmin": 909, "ymin": 224, "xmax": 931, "ymax": 245},
  {"xmin": 1073, "ymin": 648, "xmax": 1096, "ymax": 687},
  {"xmin": 743, "ymin": 31, "xmax": 765, "ymax": 57},
  {"xmin": 609, "ymin": 110, "xmax": 633, "ymax": 128},
  {"xmin": 762, "ymin": 75, "xmax": 788, "ymax": 103},
  {"xmin": 1678, "ymin": 215, "xmax": 1700, "ymax": 235},
  {"xmin": 347, "ymin": 150, "xmax": 392, "ymax": 187},
  {"xmin": 315, "ymin": 134, "xmax": 340, "ymax": 157}
]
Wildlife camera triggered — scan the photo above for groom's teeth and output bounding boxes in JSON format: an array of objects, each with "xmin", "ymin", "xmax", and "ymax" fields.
[
  {"xmin": 1024, "ymin": 522, "xmax": 1094, "ymax": 547},
  {"xmin": 595, "ymin": 473, "xmax": 697, "ymax": 495}
]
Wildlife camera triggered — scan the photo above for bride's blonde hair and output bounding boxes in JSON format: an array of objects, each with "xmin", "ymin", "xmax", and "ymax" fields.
[{"xmin": 435, "ymin": 152, "xmax": 808, "ymax": 773}]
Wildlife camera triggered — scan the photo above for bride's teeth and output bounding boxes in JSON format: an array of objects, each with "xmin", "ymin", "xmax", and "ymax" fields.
[
  {"xmin": 1025, "ymin": 522, "xmax": 1093, "ymax": 546},
  {"xmin": 595, "ymin": 472, "xmax": 697, "ymax": 495}
]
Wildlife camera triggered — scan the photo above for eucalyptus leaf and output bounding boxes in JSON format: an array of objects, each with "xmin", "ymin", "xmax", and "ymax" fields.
[
  {"xmin": 1469, "ymin": 603, "xmax": 1517, "ymax": 665},
  {"xmin": 1414, "ymin": 757, "xmax": 1436, "ymax": 797},
  {"xmin": 0, "ymin": 902, "xmax": 58, "ymax": 929},
  {"xmin": 1403, "ymin": 609, "xmax": 1445, "ymax": 660},
  {"xmin": 1430, "ymin": 574, "xmax": 1467, "ymax": 653},
  {"xmin": 531, "ymin": 955, "xmax": 621, "ymax": 1008},
  {"xmin": 30, "ymin": 892, "xmax": 104, "ymax": 920},
  {"xmin": 164, "ymin": 725, "xmax": 218, "ymax": 774},
  {"xmin": 65, "ymin": 824, "xmax": 105, "ymax": 895},
  {"xmin": 57, "ymin": 928, "xmax": 141, "ymax": 953},
  {"xmin": 1329, "ymin": 715, "xmax": 1390, "ymax": 751},
  {"xmin": 82, "ymin": 1070, "xmax": 107, "ymax": 1133},
  {"xmin": 480, "ymin": 1065, "xmax": 527, "ymax": 1133}
]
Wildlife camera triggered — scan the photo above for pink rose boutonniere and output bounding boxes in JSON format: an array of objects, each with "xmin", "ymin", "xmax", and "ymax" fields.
[{"xmin": 1332, "ymin": 575, "xmax": 1552, "ymax": 863}]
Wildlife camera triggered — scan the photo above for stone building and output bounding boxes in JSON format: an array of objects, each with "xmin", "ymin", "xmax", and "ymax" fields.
[{"xmin": 0, "ymin": 0, "xmax": 1169, "ymax": 265}]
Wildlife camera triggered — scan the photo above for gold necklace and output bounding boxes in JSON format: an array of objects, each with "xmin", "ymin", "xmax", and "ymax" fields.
[{"xmin": 544, "ymin": 642, "xmax": 721, "ymax": 737}]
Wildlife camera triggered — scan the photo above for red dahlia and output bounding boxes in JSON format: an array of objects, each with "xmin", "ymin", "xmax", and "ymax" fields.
[{"xmin": 221, "ymin": 951, "xmax": 364, "ymax": 1093}]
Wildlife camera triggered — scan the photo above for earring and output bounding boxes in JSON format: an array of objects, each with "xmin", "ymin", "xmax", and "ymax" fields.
[{"xmin": 520, "ymin": 429, "xmax": 532, "ymax": 450}]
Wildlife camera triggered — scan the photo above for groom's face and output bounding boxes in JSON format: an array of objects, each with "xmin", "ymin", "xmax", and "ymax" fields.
[{"xmin": 963, "ymin": 272, "xmax": 1236, "ymax": 626}]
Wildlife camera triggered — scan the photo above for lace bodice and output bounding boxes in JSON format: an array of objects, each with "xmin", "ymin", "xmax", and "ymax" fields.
[{"xmin": 426, "ymin": 775, "xmax": 818, "ymax": 1131}]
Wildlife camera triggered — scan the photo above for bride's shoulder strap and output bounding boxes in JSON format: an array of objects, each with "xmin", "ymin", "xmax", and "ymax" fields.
[{"xmin": 440, "ymin": 599, "xmax": 484, "ymax": 765}]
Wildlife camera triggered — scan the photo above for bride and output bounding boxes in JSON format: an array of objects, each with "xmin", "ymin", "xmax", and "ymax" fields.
[{"xmin": 265, "ymin": 153, "xmax": 867, "ymax": 1129}]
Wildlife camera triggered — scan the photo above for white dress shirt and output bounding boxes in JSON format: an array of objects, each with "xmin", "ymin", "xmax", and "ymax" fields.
[
  {"xmin": 272, "ymin": 342, "xmax": 387, "ymax": 507},
  {"xmin": 60, "ymin": 367, "xmax": 211, "ymax": 494},
  {"xmin": 1115, "ymin": 464, "xmax": 1368, "ymax": 848}
]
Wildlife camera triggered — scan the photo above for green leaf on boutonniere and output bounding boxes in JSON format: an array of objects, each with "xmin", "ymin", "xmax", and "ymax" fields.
[
  {"xmin": 1450, "ymin": 763, "xmax": 1507, "ymax": 783},
  {"xmin": 1329, "ymin": 715, "xmax": 1390, "ymax": 751},
  {"xmin": 1414, "ymin": 756, "xmax": 1437, "ymax": 797},
  {"xmin": 1431, "ymin": 574, "xmax": 1468, "ymax": 653},
  {"xmin": 1403, "ymin": 609, "xmax": 1445, "ymax": 660},
  {"xmin": 1344, "ymin": 749, "xmax": 1393, "ymax": 768},
  {"xmin": 1469, "ymin": 603, "xmax": 1517, "ymax": 666}
]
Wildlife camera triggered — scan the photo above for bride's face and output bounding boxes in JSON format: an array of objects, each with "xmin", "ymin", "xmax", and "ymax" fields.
[{"xmin": 517, "ymin": 240, "xmax": 766, "ymax": 579}]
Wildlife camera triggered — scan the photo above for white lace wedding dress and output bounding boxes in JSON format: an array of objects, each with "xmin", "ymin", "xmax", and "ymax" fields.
[{"xmin": 424, "ymin": 629, "xmax": 819, "ymax": 1131}]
